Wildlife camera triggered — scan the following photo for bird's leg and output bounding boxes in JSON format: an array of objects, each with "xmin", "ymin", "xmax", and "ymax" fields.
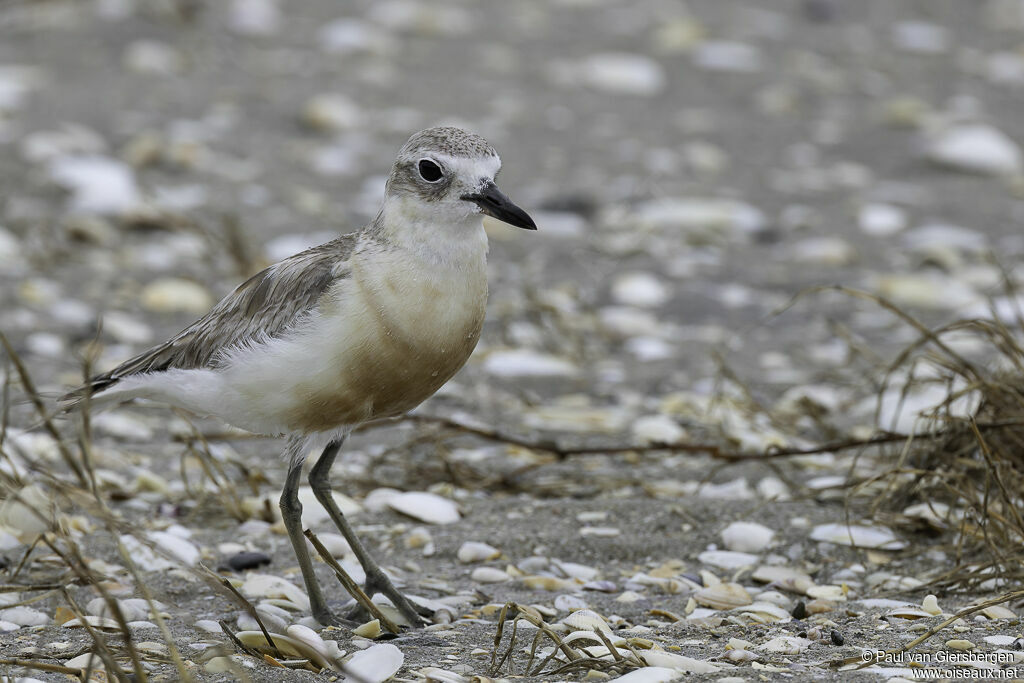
[
  {"xmin": 279, "ymin": 439, "xmax": 348, "ymax": 627},
  {"xmin": 309, "ymin": 439, "xmax": 426, "ymax": 627}
]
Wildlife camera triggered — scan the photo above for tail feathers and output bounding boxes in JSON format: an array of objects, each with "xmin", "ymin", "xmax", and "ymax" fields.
[{"xmin": 60, "ymin": 376, "xmax": 136, "ymax": 413}]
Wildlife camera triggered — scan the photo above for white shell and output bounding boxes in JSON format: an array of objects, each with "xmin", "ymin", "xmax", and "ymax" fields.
[
  {"xmin": 344, "ymin": 643, "xmax": 404, "ymax": 683},
  {"xmin": 240, "ymin": 573, "xmax": 311, "ymax": 611},
  {"xmin": 0, "ymin": 606, "xmax": 49, "ymax": 626},
  {"xmin": 608, "ymin": 667, "xmax": 681, "ymax": 683},
  {"xmin": 457, "ymin": 541, "xmax": 501, "ymax": 563},
  {"xmin": 926, "ymin": 124, "xmax": 1022, "ymax": 176},
  {"xmin": 386, "ymin": 492, "xmax": 460, "ymax": 525},
  {"xmin": 759, "ymin": 637, "xmax": 812, "ymax": 655},
  {"xmin": 697, "ymin": 550, "xmax": 759, "ymax": 570},
  {"xmin": 560, "ymin": 609, "xmax": 612, "ymax": 633},
  {"xmin": 809, "ymin": 523, "xmax": 905, "ymax": 550},
  {"xmin": 921, "ymin": 594, "xmax": 942, "ymax": 615},
  {"xmin": 640, "ymin": 650, "xmax": 720, "ymax": 673},
  {"xmin": 694, "ymin": 583, "xmax": 752, "ymax": 610},
  {"xmin": 751, "ymin": 566, "xmax": 815, "ymax": 595},
  {"xmin": 720, "ymin": 521, "xmax": 775, "ymax": 553},
  {"xmin": 482, "ymin": 350, "xmax": 579, "ymax": 378},
  {"xmin": 470, "ymin": 567, "xmax": 510, "ymax": 584}
]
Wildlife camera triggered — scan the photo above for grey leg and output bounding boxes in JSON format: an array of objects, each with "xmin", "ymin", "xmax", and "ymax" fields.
[
  {"xmin": 309, "ymin": 438, "xmax": 425, "ymax": 626},
  {"xmin": 279, "ymin": 439, "xmax": 343, "ymax": 626}
]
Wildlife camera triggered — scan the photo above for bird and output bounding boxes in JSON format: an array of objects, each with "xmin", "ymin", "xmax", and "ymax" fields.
[{"xmin": 61, "ymin": 126, "xmax": 537, "ymax": 627}]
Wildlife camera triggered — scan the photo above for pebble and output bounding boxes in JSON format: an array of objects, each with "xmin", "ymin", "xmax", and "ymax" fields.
[
  {"xmin": 631, "ymin": 415, "xmax": 687, "ymax": 445},
  {"xmin": 693, "ymin": 41, "xmax": 762, "ymax": 73},
  {"xmin": 611, "ymin": 272, "xmax": 670, "ymax": 308},
  {"xmin": 720, "ymin": 521, "xmax": 775, "ymax": 553},
  {"xmin": 925, "ymin": 123, "xmax": 1023, "ymax": 176},
  {"xmin": 226, "ymin": 551, "xmax": 272, "ymax": 571},
  {"xmin": 859, "ymin": 203, "xmax": 907, "ymax": 236},
  {"xmin": 140, "ymin": 278, "xmax": 214, "ymax": 314},
  {"xmin": 945, "ymin": 639, "xmax": 975, "ymax": 651},
  {"xmin": 482, "ymin": 350, "xmax": 579, "ymax": 378},
  {"xmin": 626, "ymin": 197, "xmax": 765, "ymax": 238},
  {"xmin": 123, "ymin": 40, "xmax": 182, "ymax": 75},
  {"xmin": 228, "ymin": 0, "xmax": 280, "ymax": 35},
  {"xmin": 302, "ymin": 94, "xmax": 363, "ymax": 133},
  {"xmin": 48, "ymin": 155, "xmax": 144, "ymax": 215},
  {"xmin": 891, "ymin": 20, "xmax": 949, "ymax": 54},
  {"xmin": 578, "ymin": 53, "xmax": 666, "ymax": 96}
]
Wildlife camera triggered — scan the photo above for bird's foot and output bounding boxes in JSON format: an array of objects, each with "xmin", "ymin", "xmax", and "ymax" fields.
[
  {"xmin": 343, "ymin": 576, "xmax": 431, "ymax": 629},
  {"xmin": 312, "ymin": 606, "xmax": 359, "ymax": 629}
]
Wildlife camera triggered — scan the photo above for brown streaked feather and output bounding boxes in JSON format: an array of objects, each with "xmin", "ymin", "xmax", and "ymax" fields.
[{"xmin": 63, "ymin": 235, "xmax": 357, "ymax": 404}]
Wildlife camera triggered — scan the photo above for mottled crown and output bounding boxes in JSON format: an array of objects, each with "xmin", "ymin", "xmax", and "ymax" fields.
[{"xmin": 399, "ymin": 126, "xmax": 497, "ymax": 159}]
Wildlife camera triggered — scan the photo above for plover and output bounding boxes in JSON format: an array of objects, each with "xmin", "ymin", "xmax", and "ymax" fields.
[{"xmin": 62, "ymin": 126, "xmax": 536, "ymax": 627}]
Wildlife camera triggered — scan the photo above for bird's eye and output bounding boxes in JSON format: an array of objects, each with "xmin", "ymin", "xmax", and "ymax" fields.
[{"xmin": 418, "ymin": 159, "xmax": 443, "ymax": 182}]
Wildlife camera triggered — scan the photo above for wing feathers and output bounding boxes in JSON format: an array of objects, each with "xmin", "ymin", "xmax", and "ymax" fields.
[{"xmin": 62, "ymin": 235, "xmax": 357, "ymax": 406}]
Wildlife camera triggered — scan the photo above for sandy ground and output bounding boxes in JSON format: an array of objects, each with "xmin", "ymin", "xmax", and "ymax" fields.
[{"xmin": 2, "ymin": 0, "xmax": 1024, "ymax": 680}]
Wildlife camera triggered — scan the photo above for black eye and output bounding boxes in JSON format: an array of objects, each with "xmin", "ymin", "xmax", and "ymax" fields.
[{"xmin": 418, "ymin": 159, "xmax": 443, "ymax": 182}]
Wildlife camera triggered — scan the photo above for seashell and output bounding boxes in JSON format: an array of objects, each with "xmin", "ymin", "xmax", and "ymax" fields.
[
  {"xmin": 554, "ymin": 594, "xmax": 588, "ymax": 612},
  {"xmin": 694, "ymin": 583, "xmax": 752, "ymax": 610},
  {"xmin": 640, "ymin": 650, "xmax": 720, "ymax": 673},
  {"xmin": 240, "ymin": 574, "xmax": 310, "ymax": 611},
  {"xmin": 583, "ymin": 580, "xmax": 618, "ymax": 592},
  {"xmin": 63, "ymin": 616, "xmax": 121, "ymax": 630},
  {"xmin": 457, "ymin": 542, "xmax": 500, "ymax": 564},
  {"xmin": 945, "ymin": 639, "xmax": 975, "ymax": 651},
  {"xmin": 0, "ymin": 606, "xmax": 50, "ymax": 626},
  {"xmin": 921, "ymin": 594, "xmax": 941, "ymax": 615},
  {"xmin": 697, "ymin": 550, "xmax": 759, "ymax": 570},
  {"xmin": 561, "ymin": 609, "xmax": 612, "ymax": 633},
  {"xmin": 287, "ymin": 624, "xmax": 334, "ymax": 663},
  {"xmin": 735, "ymin": 602, "xmax": 791, "ymax": 624},
  {"xmin": 521, "ymin": 575, "xmax": 577, "ymax": 591},
  {"xmin": 805, "ymin": 599, "xmax": 834, "ymax": 615},
  {"xmin": 981, "ymin": 605, "xmax": 1016, "ymax": 620},
  {"xmin": 470, "ymin": 567, "xmax": 510, "ymax": 584},
  {"xmin": 417, "ymin": 667, "xmax": 470, "ymax": 683},
  {"xmin": 386, "ymin": 492, "xmax": 459, "ymax": 525},
  {"xmin": 751, "ymin": 565, "xmax": 815, "ymax": 595},
  {"xmin": 344, "ymin": 643, "xmax": 404, "ymax": 683},
  {"xmin": 64, "ymin": 653, "xmax": 105, "ymax": 671},
  {"xmin": 885, "ymin": 607, "xmax": 933, "ymax": 620},
  {"xmin": 759, "ymin": 636, "xmax": 812, "ymax": 654},
  {"xmin": 353, "ymin": 620, "xmax": 382, "ymax": 639},
  {"xmin": 607, "ymin": 666, "xmax": 680, "ymax": 683},
  {"xmin": 805, "ymin": 585, "xmax": 846, "ymax": 601},
  {"xmin": 724, "ymin": 649, "xmax": 759, "ymax": 663},
  {"xmin": 720, "ymin": 521, "xmax": 775, "ymax": 553},
  {"xmin": 809, "ymin": 523, "xmax": 905, "ymax": 550}
]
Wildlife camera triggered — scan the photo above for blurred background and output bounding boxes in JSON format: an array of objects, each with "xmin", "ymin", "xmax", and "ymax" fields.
[{"xmin": 3, "ymin": 0, "xmax": 1024, "ymax": 405}]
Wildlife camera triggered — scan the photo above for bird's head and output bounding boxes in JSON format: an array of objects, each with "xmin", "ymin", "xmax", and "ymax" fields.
[{"xmin": 383, "ymin": 126, "xmax": 537, "ymax": 234}]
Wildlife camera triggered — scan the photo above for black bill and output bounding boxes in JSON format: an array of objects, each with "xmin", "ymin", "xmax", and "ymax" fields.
[{"xmin": 461, "ymin": 180, "xmax": 537, "ymax": 230}]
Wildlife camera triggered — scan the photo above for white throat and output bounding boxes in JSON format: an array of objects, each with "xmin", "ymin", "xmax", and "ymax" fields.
[{"xmin": 379, "ymin": 195, "xmax": 489, "ymax": 267}]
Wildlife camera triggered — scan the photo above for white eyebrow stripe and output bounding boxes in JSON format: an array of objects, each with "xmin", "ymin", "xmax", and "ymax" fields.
[{"xmin": 430, "ymin": 153, "xmax": 502, "ymax": 185}]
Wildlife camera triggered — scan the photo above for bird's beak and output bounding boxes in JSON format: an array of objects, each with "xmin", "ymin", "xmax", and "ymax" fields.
[{"xmin": 461, "ymin": 180, "xmax": 537, "ymax": 230}]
